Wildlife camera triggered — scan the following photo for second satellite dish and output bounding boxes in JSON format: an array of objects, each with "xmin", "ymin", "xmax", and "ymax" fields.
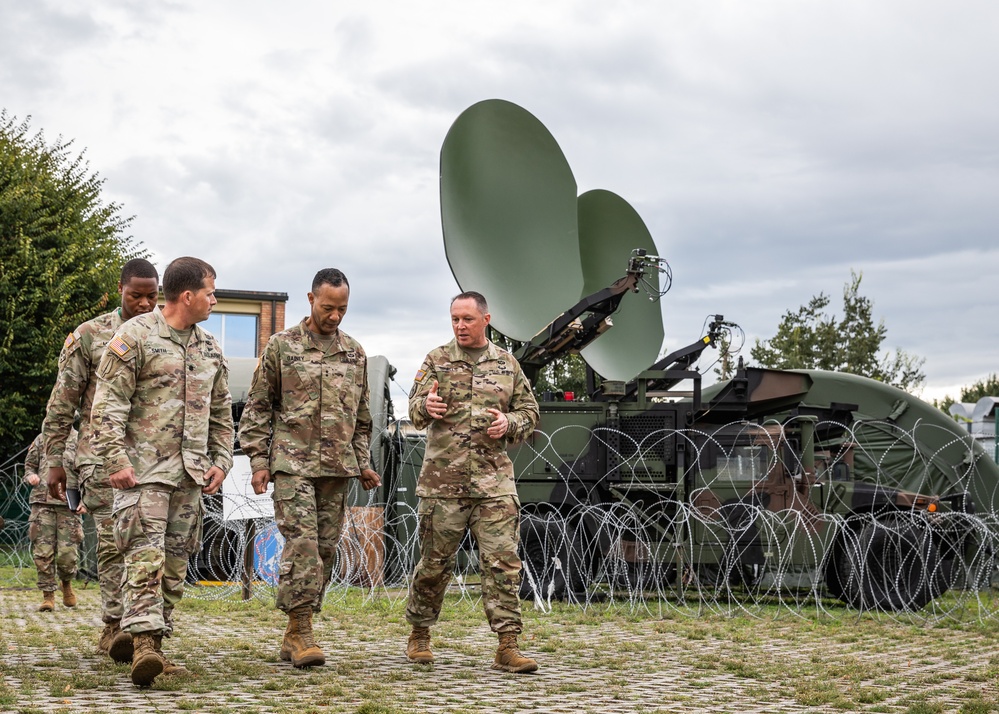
[{"xmin": 577, "ymin": 189, "xmax": 664, "ymax": 382}]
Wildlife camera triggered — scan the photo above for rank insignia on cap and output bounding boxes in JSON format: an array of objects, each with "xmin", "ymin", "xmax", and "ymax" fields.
[
  {"xmin": 414, "ymin": 369, "xmax": 427, "ymax": 383},
  {"xmin": 108, "ymin": 336, "xmax": 131, "ymax": 359}
]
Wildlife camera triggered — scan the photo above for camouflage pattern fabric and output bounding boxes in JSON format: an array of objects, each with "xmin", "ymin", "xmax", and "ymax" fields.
[
  {"xmin": 40, "ymin": 309, "xmax": 132, "ymax": 624},
  {"xmin": 79, "ymin": 463, "xmax": 124, "ymax": 622},
  {"xmin": 91, "ymin": 306, "xmax": 234, "ymax": 487},
  {"xmin": 24, "ymin": 432, "xmax": 79, "ymax": 506},
  {"xmin": 27, "ymin": 505, "xmax": 84, "ymax": 591},
  {"xmin": 405, "ymin": 338, "xmax": 537, "ymax": 633},
  {"xmin": 25, "ymin": 434, "xmax": 83, "ymax": 591},
  {"xmin": 406, "ymin": 495, "xmax": 523, "ymax": 633},
  {"xmin": 272, "ymin": 473, "xmax": 349, "ymax": 612},
  {"xmin": 90, "ymin": 306, "xmax": 231, "ymax": 636},
  {"xmin": 408, "ymin": 339, "xmax": 539, "ymax": 498},
  {"xmin": 112, "ymin": 482, "xmax": 203, "ymax": 635},
  {"xmin": 41, "ymin": 310, "xmax": 124, "ymax": 468},
  {"xmin": 238, "ymin": 319, "xmax": 372, "ymax": 478}
]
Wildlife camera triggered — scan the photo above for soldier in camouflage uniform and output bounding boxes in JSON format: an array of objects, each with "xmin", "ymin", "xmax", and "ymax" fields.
[
  {"xmin": 91, "ymin": 257, "xmax": 233, "ymax": 687},
  {"xmin": 239, "ymin": 268, "xmax": 381, "ymax": 669},
  {"xmin": 42, "ymin": 258, "xmax": 159, "ymax": 661},
  {"xmin": 405, "ymin": 291, "xmax": 540, "ymax": 673},
  {"xmin": 24, "ymin": 430, "xmax": 83, "ymax": 612}
]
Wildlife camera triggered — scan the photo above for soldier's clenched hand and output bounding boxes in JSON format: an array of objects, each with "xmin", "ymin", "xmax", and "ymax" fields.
[
  {"xmin": 27, "ymin": 473, "xmax": 40, "ymax": 486},
  {"xmin": 202, "ymin": 466, "xmax": 227, "ymax": 495},
  {"xmin": 110, "ymin": 467, "xmax": 137, "ymax": 489},
  {"xmin": 425, "ymin": 380, "xmax": 447, "ymax": 419},
  {"xmin": 251, "ymin": 469, "xmax": 272, "ymax": 495},
  {"xmin": 359, "ymin": 468, "xmax": 381, "ymax": 490},
  {"xmin": 486, "ymin": 408, "xmax": 509, "ymax": 439},
  {"xmin": 47, "ymin": 466, "xmax": 67, "ymax": 500}
]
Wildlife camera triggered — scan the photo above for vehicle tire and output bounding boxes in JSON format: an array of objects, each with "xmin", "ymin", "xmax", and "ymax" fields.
[
  {"xmin": 519, "ymin": 513, "xmax": 580, "ymax": 601},
  {"xmin": 834, "ymin": 514, "xmax": 947, "ymax": 611}
]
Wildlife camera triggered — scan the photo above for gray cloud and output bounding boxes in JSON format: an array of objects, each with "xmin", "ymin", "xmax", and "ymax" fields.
[{"xmin": 4, "ymin": 0, "xmax": 997, "ymax": 404}]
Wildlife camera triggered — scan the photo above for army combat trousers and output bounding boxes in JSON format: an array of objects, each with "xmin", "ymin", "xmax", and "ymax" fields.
[
  {"xmin": 28, "ymin": 504, "xmax": 83, "ymax": 591},
  {"xmin": 113, "ymin": 480, "xmax": 203, "ymax": 635},
  {"xmin": 406, "ymin": 495, "xmax": 523, "ymax": 634},
  {"xmin": 79, "ymin": 464, "xmax": 125, "ymax": 623},
  {"xmin": 273, "ymin": 473, "xmax": 349, "ymax": 613}
]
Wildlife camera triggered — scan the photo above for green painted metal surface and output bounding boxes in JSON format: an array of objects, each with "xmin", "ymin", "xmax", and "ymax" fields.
[
  {"xmin": 577, "ymin": 189, "xmax": 664, "ymax": 382},
  {"xmin": 440, "ymin": 99, "xmax": 581, "ymax": 341}
]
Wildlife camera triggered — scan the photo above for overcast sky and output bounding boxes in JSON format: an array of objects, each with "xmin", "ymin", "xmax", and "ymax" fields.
[{"xmin": 3, "ymin": 0, "xmax": 997, "ymax": 407}]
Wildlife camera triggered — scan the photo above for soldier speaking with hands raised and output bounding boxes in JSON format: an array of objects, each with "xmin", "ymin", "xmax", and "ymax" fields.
[{"xmin": 405, "ymin": 290, "xmax": 540, "ymax": 673}]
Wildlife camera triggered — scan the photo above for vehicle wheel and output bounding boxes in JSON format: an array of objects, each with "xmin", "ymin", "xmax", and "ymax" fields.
[
  {"xmin": 519, "ymin": 513, "xmax": 581, "ymax": 601},
  {"xmin": 834, "ymin": 515, "xmax": 947, "ymax": 611}
]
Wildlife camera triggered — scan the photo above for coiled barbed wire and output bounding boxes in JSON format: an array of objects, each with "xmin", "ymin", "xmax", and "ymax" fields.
[{"xmin": 2, "ymin": 419, "xmax": 997, "ymax": 625}]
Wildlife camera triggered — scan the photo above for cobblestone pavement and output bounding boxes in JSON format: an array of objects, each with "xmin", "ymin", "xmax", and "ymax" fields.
[{"xmin": 1, "ymin": 585, "xmax": 998, "ymax": 713}]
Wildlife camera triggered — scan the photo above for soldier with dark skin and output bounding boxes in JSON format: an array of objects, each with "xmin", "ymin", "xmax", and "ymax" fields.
[
  {"xmin": 43, "ymin": 258, "xmax": 159, "ymax": 662},
  {"xmin": 238, "ymin": 268, "xmax": 381, "ymax": 668},
  {"xmin": 24, "ymin": 430, "xmax": 82, "ymax": 612},
  {"xmin": 91, "ymin": 257, "xmax": 233, "ymax": 687},
  {"xmin": 405, "ymin": 291, "xmax": 540, "ymax": 673}
]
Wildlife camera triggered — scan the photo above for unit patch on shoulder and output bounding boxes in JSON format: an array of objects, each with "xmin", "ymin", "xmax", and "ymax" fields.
[{"xmin": 108, "ymin": 335, "xmax": 132, "ymax": 359}]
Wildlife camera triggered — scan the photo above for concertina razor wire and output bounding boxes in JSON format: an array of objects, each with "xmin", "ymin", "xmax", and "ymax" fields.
[{"xmin": 2, "ymin": 418, "xmax": 998, "ymax": 625}]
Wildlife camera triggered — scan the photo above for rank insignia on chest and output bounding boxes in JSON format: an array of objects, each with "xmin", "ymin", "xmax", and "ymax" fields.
[{"xmin": 108, "ymin": 336, "xmax": 131, "ymax": 359}]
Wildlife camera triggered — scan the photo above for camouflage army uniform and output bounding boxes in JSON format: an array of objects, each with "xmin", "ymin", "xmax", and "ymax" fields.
[
  {"xmin": 25, "ymin": 432, "xmax": 83, "ymax": 592},
  {"xmin": 91, "ymin": 307, "xmax": 233, "ymax": 635},
  {"xmin": 41, "ymin": 309, "xmax": 128, "ymax": 623},
  {"xmin": 238, "ymin": 319, "xmax": 371, "ymax": 612},
  {"xmin": 405, "ymin": 339, "xmax": 539, "ymax": 633}
]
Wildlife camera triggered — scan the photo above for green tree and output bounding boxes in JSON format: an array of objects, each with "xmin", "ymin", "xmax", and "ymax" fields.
[
  {"xmin": 534, "ymin": 353, "xmax": 589, "ymax": 400},
  {"xmin": 750, "ymin": 271, "xmax": 925, "ymax": 392},
  {"xmin": 713, "ymin": 330, "xmax": 737, "ymax": 381},
  {"xmin": 935, "ymin": 374, "xmax": 999, "ymax": 414},
  {"xmin": 0, "ymin": 112, "xmax": 144, "ymax": 463}
]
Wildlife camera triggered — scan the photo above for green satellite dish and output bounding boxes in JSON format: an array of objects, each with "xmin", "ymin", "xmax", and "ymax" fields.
[
  {"xmin": 440, "ymin": 99, "xmax": 666, "ymax": 383},
  {"xmin": 440, "ymin": 99, "xmax": 582, "ymax": 341},
  {"xmin": 577, "ymin": 189, "xmax": 664, "ymax": 382}
]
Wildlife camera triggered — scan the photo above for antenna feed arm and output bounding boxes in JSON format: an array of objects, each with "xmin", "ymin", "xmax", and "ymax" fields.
[{"xmin": 627, "ymin": 250, "xmax": 671, "ymax": 299}]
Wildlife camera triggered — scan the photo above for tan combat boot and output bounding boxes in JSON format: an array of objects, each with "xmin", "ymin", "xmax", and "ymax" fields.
[
  {"xmin": 130, "ymin": 633, "xmax": 165, "ymax": 686},
  {"xmin": 38, "ymin": 591, "xmax": 56, "ymax": 612},
  {"xmin": 406, "ymin": 626, "xmax": 434, "ymax": 663},
  {"xmin": 98, "ymin": 620, "xmax": 134, "ymax": 663},
  {"xmin": 282, "ymin": 605, "xmax": 325, "ymax": 668},
  {"xmin": 278, "ymin": 612, "xmax": 296, "ymax": 662},
  {"xmin": 61, "ymin": 580, "xmax": 77, "ymax": 607},
  {"xmin": 493, "ymin": 632, "xmax": 539, "ymax": 673},
  {"xmin": 152, "ymin": 634, "xmax": 189, "ymax": 676}
]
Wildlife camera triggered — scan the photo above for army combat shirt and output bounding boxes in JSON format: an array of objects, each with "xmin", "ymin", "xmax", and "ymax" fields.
[
  {"xmin": 238, "ymin": 319, "xmax": 372, "ymax": 479},
  {"xmin": 90, "ymin": 307, "xmax": 234, "ymax": 488},
  {"xmin": 42, "ymin": 309, "xmax": 124, "ymax": 469},
  {"xmin": 409, "ymin": 339, "xmax": 539, "ymax": 499}
]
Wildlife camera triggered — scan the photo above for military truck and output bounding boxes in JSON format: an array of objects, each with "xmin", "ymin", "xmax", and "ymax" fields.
[
  {"xmin": 368, "ymin": 324, "xmax": 994, "ymax": 612},
  {"xmin": 225, "ymin": 98, "xmax": 999, "ymax": 612}
]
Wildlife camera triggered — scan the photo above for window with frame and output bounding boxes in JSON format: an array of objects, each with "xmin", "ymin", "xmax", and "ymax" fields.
[{"xmin": 202, "ymin": 313, "xmax": 258, "ymax": 358}]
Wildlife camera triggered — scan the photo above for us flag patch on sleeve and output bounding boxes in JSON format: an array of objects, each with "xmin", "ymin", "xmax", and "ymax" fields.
[
  {"xmin": 108, "ymin": 335, "xmax": 131, "ymax": 359},
  {"xmin": 64, "ymin": 331, "xmax": 79, "ymax": 349},
  {"xmin": 414, "ymin": 369, "xmax": 427, "ymax": 383}
]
